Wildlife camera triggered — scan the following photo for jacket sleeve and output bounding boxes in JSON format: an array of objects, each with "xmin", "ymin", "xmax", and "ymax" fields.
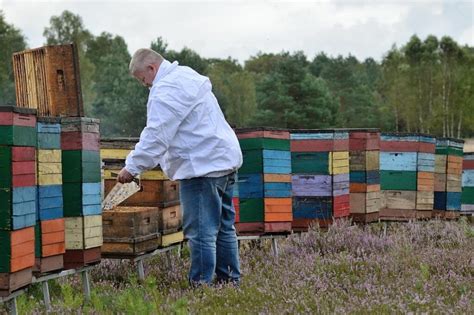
[{"xmin": 125, "ymin": 92, "xmax": 186, "ymax": 176}]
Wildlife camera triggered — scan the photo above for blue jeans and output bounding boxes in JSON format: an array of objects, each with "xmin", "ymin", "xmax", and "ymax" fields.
[{"xmin": 180, "ymin": 172, "xmax": 241, "ymax": 285}]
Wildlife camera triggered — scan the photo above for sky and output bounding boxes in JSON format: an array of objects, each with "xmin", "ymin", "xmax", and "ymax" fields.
[{"xmin": 1, "ymin": 0, "xmax": 473, "ymax": 62}]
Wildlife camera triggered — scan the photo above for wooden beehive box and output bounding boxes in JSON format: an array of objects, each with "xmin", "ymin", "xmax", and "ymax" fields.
[
  {"xmin": 158, "ymin": 204, "xmax": 183, "ymax": 235},
  {"xmin": 0, "ymin": 106, "xmax": 37, "ymax": 146},
  {"xmin": 102, "ymin": 206, "xmax": 160, "ymax": 256},
  {"xmin": 34, "ymin": 218, "xmax": 65, "ymax": 274},
  {"xmin": 12, "ymin": 44, "xmax": 83, "ymax": 117},
  {"xmin": 65, "ymin": 215, "xmax": 102, "ymax": 250},
  {"xmin": 0, "ymin": 227, "xmax": 35, "ymax": 296},
  {"xmin": 37, "ymin": 117, "xmax": 61, "ymax": 149}
]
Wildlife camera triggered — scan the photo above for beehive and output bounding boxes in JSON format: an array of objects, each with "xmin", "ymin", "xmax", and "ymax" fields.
[
  {"xmin": 0, "ymin": 106, "xmax": 36, "ymax": 295},
  {"xmin": 416, "ymin": 135, "xmax": 436, "ymax": 219},
  {"xmin": 349, "ymin": 129, "xmax": 381, "ymax": 223},
  {"xmin": 380, "ymin": 133, "xmax": 418, "ymax": 220},
  {"xmin": 433, "ymin": 138, "xmax": 464, "ymax": 219},
  {"xmin": 12, "ymin": 44, "xmax": 83, "ymax": 117},
  {"xmin": 61, "ymin": 117, "xmax": 102, "ymax": 268},
  {"xmin": 236, "ymin": 128, "xmax": 292, "ymax": 234},
  {"xmin": 290, "ymin": 129, "xmax": 350, "ymax": 230},
  {"xmin": 102, "ymin": 207, "xmax": 160, "ymax": 257}
]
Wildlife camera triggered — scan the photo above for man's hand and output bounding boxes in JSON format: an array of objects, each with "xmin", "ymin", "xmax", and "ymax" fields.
[{"xmin": 117, "ymin": 168, "xmax": 134, "ymax": 184}]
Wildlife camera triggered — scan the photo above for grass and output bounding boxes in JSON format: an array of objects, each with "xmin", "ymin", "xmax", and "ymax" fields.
[{"xmin": 2, "ymin": 218, "xmax": 473, "ymax": 314}]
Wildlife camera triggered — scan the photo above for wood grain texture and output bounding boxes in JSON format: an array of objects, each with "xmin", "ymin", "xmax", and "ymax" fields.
[
  {"xmin": 0, "ymin": 267, "xmax": 32, "ymax": 295},
  {"xmin": 158, "ymin": 205, "xmax": 183, "ymax": 234},
  {"xmin": 417, "ymin": 172, "xmax": 434, "ymax": 191},
  {"xmin": 416, "ymin": 191, "xmax": 434, "ymax": 210},
  {"xmin": 382, "ymin": 190, "xmax": 416, "ymax": 210},
  {"xmin": 13, "ymin": 45, "xmax": 84, "ymax": 117},
  {"xmin": 65, "ymin": 216, "xmax": 103, "ymax": 250},
  {"xmin": 380, "ymin": 152, "xmax": 417, "ymax": 171}
]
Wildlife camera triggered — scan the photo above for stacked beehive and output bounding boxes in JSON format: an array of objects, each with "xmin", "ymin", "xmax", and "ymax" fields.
[
  {"xmin": 35, "ymin": 117, "xmax": 65, "ymax": 273},
  {"xmin": 462, "ymin": 153, "xmax": 474, "ymax": 215},
  {"xmin": 348, "ymin": 129, "xmax": 381, "ymax": 223},
  {"xmin": 61, "ymin": 118, "xmax": 102, "ymax": 269},
  {"xmin": 433, "ymin": 138, "xmax": 464, "ymax": 219},
  {"xmin": 290, "ymin": 129, "xmax": 350, "ymax": 230},
  {"xmin": 100, "ymin": 138, "xmax": 183, "ymax": 256},
  {"xmin": 0, "ymin": 106, "xmax": 36, "ymax": 296},
  {"xmin": 416, "ymin": 135, "xmax": 436, "ymax": 219},
  {"xmin": 380, "ymin": 133, "xmax": 418, "ymax": 220},
  {"xmin": 235, "ymin": 128, "xmax": 292, "ymax": 234}
]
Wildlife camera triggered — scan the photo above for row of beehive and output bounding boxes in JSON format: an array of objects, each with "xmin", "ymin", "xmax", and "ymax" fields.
[
  {"xmin": 232, "ymin": 128, "xmax": 467, "ymax": 234},
  {"xmin": 0, "ymin": 106, "xmax": 103, "ymax": 296},
  {"xmin": 100, "ymin": 139, "xmax": 184, "ymax": 257}
]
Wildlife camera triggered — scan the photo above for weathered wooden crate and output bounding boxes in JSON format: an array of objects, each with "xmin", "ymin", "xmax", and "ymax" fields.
[
  {"xmin": 240, "ymin": 150, "xmax": 291, "ymax": 174},
  {"xmin": 0, "ymin": 146, "xmax": 36, "ymax": 188},
  {"xmin": 291, "ymin": 152, "xmax": 330, "ymax": 174},
  {"xmin": 61, "ymin": 118, "xmax": 100, "ymax": 151},
  {"xmin": 380, "ymin": 133, "xmax": 419, "ymax": 152},
  {"xmin": 350, "ymin": 151, "xmax": 379, "ymax": 171},
  {"xmin": 264, "ymin": 198, "xmax": 292, "ymax": 222},
  {"xmin": 37, "ymin": 149, "xmax": 62, "ymax": 186},
  {"xmin": 292, "ymin": 175, "xmax": 331, "ymax": 197},
  {"xmin": 417, "ymin": 172, "xmax": 434, "ymax": 191},
  {"xmin": 350, "ymin": 191, "xmax": 381, "ymax": 214},
  {"xmin": 63, "ymin": 182, "xmax": 101, "ymax": 217},
  {"xmin": 37, "ymin": 117, "xmax": 61, "ymax": 149},
  {"xmin": 104, "ymin": 179, "xmax": 179, "ymax": 207},
  {"xmin": 0, "ymin": 227, "xmax": 35, "ymax": 273},
  {"xmin": 380, "ymin": 190, "xmax": 417, "ymax": 220},
  {"xmin": 238, "ymin": 174, "xmax": 291, "ymax": 198},
  {"xmin": 65, "ymin": 215, "xmax": 102, "ymax": 250},
  {"xmin": 63, "ymin": 247, "xmax": 101, "ymax": 270},
  {"xmin": 62, "ymin": 150, "xmax": 101, "ymax": 184},
  {"xmin": 35, "ymin": 218, "xmax": 65, "ymax": 258},
  {"xmin": 0, "ymin": 227, "xmax": 35, "ymax": 295},
  {"xmin": 331, "ymin": 151, "xmax": 349, "ymax": 175},
  {"xmin": 102, "ymin": 206, "xmax": 160, "ymax": 257},
  {"xmin": 158, "ymin": 204, "xmax": 183, "ymax": 235},
  {"xmin": 0, "ymin": 106, "xmax": 37, "ymax": 146},
  {"xmin": 0, "ymin": 268, "xmax": 32, "ymax": 297},
  {"xmin": 349, "ymin": 129, "xmax": 380, "ymax": 151},
  {"xmin": 34, "ymin": 218, "xmax": 65, "ymax": 274},
  {"xmin": 0, "ymin": 186, "xmax": 36, "ymax": 230},
  {"xmin": 13, "ymin": 44, "xmax": 83, "ymax": 117}
]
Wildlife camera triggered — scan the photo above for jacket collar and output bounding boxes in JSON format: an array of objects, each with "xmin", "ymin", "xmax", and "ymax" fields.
[{"xmin": 153, "ymin": 60, "xmax": 179, "ymax": 85}]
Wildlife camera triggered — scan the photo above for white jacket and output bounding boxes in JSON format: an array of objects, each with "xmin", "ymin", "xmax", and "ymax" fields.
[{"xmin": 125, "ymin": 60, "xmax": 242, "ymax": 180}]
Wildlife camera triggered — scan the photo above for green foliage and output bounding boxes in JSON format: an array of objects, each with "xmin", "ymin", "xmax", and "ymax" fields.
[
  {"xmin": 248, "ymin": 51, "xmax": 338, "ymax": 128},
  {"xmin": 0, "ymin": 10, "xmax": 27, "ymax": 104}
]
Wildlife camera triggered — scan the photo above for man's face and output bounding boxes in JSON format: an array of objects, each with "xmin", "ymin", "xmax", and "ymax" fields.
[{"xmin": 133, "ymin": 65, "xmax": 156, "ymax": 88}]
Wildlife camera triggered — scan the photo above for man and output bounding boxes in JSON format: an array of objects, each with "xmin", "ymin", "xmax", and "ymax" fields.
[{"xmin": 117, "ymin": 48, "xmax": 242, "ymax": 286}]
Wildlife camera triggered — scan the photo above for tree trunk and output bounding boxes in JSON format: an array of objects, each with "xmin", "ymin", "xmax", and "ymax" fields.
[{"xmin": 456, "ymin": 110, "xmax": 462, "ymax": 139}]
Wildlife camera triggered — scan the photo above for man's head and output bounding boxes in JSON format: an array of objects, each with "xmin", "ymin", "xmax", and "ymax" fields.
[{"xmin": 129, "ymin": 48, "xmax": 164, "ymax": 87}]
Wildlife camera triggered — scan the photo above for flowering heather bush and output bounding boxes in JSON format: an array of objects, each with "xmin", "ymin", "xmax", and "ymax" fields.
[{"xmin": 3, "ymin": 219, "xmax": 473, "ymax": 314}]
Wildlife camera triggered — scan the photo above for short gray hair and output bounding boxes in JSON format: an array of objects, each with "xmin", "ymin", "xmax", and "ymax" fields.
[{"xmin": 129, "ymin": 48, "xmax": 163, "ymax": 74}]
